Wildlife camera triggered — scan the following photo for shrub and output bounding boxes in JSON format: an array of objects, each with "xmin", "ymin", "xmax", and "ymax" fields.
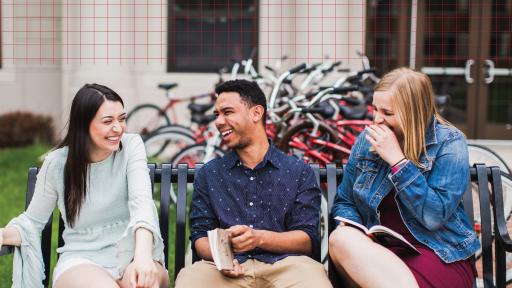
[{"xmin": 0, "ymin": 111, "xmax": 54, "ymax": 147}]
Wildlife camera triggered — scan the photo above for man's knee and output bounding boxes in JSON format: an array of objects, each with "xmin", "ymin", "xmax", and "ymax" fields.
[
  {"xmin": 175, "ymin": 261, "xmax": 225, "ymax": 288},
  {"xmin": 273, "ymin": 256, "xmax": 332, "ymax": 287},
  {"xmin": 175, "ymin": 264, "xmax": 204, "ymax": 287}
]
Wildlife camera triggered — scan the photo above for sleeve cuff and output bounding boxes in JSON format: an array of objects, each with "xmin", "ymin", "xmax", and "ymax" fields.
[{"xmin": 388, "ymin": 160, "xmax": 421, "ymax": 192}]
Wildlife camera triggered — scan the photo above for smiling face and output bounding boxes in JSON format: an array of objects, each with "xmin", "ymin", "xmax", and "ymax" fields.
[
  {"xmin": 372, "ymin": 90, "xmax": 403, "ymax": 139},
  {"xmin": 214, "ymin": 91, "xmax": 264, "ymax": 150},
  {"xmin": 89, "ymin": 100, "xmax": 126, "ymax": 162}
]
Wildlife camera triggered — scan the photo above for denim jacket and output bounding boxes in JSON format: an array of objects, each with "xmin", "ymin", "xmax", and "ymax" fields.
[{"xmin": 331, "ymin": 117, "xmax": 480, "ymax": 263}]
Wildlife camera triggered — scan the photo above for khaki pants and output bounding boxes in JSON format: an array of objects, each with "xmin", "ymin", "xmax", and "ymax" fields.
[{"xmin": 175, "ymin": 255, "xmax": 332, "ymax": 288}]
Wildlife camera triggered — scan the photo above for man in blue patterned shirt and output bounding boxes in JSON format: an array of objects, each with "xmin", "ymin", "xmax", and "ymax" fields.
[{"xmin": 175, "ymin": 79, "xmax": 332, "ymax": 287}]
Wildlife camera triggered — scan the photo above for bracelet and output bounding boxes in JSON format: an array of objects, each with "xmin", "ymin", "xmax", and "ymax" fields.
[{"xmin": 391, "ymin": 157, "xmax": 407, "ymax": 168}]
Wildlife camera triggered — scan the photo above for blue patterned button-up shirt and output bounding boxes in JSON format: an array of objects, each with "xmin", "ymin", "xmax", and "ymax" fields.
[{"xmin": 189, "ymin": 143, "xmax": 321, "ymax": 264}]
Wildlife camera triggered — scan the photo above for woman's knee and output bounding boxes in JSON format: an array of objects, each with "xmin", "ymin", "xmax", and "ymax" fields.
[
  {"xmin": 329, "ymin": 226, "xmax": 371, "ymax": 260},
  {"xmin": 55, "ymin": 264, "xmax": 120, "ymax": 288}
]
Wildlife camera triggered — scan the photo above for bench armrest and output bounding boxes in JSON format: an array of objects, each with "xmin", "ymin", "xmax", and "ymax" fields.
[{"xmin": 0, "ymin": 245, "xmax": 14, "ymax": 256}]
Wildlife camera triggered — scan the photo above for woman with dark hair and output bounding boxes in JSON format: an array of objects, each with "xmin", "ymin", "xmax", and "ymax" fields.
[{"xmin": 0, "ymin": 84, "xmax": 169, "ymax": 288}]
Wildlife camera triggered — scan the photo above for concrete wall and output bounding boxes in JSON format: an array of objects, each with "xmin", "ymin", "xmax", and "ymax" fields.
[
  {"xmin": 1, "ymin": 1, "xmax": 510, "ymax": 165},
  {"xmin": 0, "ymin": 0, "xmax": 366, "ymax": 135}
]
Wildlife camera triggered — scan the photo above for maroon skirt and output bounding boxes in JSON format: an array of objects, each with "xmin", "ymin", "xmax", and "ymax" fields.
[{"xmin": 380, "ymin": 190, "xmax": 476, "ymax": 288}]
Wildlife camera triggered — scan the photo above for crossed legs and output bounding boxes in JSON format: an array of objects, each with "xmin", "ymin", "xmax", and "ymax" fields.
[{"xmin": 328, "ymin": 225, "xmax": 418, "ymax": 288}]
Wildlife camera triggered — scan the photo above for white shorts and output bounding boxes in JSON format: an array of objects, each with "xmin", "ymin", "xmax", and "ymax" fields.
[{"xmin": 53, "ymin": 257, "xmax": 121, "ymax": 287}]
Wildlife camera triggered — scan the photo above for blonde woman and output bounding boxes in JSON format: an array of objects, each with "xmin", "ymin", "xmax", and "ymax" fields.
[{"xmin": 329, "ymin": 68, "xmax": 479, "ymax": 287}]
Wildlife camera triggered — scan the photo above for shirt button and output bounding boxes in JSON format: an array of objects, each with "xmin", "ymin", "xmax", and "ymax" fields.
[
  {"xmin": 250, "ymin": 176, "xmax": 255, "ymax": 180},
  {"xmin": 249, "ymin": 202, "xmax": 254, "ymax": 206}
]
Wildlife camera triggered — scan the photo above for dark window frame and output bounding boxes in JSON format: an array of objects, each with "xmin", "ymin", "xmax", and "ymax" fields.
[
  {"xmin": 167, "ymin": 0, "xmax": 259, "ymax": 73},
  {"xmin": 365, "ymin": 1, "xmax": 410, "ymax": 76}
]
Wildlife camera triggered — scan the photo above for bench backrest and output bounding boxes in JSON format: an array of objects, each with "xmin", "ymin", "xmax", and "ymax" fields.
[{"xmin": 23, "ymin": 164, "xmax": 508, "ymax": 288}]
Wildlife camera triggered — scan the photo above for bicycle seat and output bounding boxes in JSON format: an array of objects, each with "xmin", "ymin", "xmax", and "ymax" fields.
[
  {"xmin": 339, "ymin": 105, "xmax": 368, "ymax": 120},
  {"xmin": 158, "ymin": 83, "xmax": 178, "ymax": 91},
  {"xmin": 191, "ymin": 114, "xmax": 216, "ymax": 125},
  {"xmin": 188, "ymin": 103, "xmax": 214, "ymax": 114}
]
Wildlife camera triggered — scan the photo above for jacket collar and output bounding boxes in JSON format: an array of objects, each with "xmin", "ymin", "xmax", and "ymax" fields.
[{"xmin": 425, "ymin": 116, "xmax": 438, "ymax": 146}]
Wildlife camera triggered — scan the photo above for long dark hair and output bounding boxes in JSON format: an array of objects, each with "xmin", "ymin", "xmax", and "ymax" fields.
[{"xmin": 57, "ymin": 83, "xmax": 124, "ymax": 227}]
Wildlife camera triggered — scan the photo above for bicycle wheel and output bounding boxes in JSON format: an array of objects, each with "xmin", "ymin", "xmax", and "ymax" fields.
[
  {"xmin": 278, "ymin": 121, "xmax": 345, "ymax": 166},
  {"xmin": 468, "ymin": 144, "xmax": 511, "ymax": 175},
  {"xmin": 151, "ymin": 124, "xmax": 195, "ymax": 138},
  {"xmin": 171, "ymin": 143, "xmax": 225, "ymax": 167},
  {"xmin": 143, "ymin": 130, "xmax": 195, "ymax": 163},
  {"xmin": 127, "ymin": 104, "xmax": 170, "ymax": 138},
  {"xmin": 473, "ymin": 173, "xmax": 512, "ymax": 287},
  {"xmin": 169, "ymin": 144, "xmax": 225, "ymax": 203}
]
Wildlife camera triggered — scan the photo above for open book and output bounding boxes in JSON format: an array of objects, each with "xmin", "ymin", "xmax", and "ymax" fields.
[
  {"xmin": 207, "ymin": 228, "xmax": 235, "ymax": 270},
  {"xmin": 335, "ymin": 216, "xmax": 419, "ymax": 254}
]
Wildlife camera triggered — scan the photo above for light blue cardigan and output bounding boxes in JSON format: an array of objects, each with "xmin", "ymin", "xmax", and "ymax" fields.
[{"xmin": 8, "ymin": 134, "xmax": 165, "ymax": 287}]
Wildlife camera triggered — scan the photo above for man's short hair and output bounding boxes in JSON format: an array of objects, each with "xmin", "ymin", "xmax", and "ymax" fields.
[{"xmin": 215, "ymin": 79, "xmax": 267, "ymax": 125}]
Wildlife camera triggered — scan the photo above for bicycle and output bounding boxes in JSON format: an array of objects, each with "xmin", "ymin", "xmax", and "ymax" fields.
[
  {"xmin": 468, "ymin": 144, "xmax": 511, "ymax": 175},
  {"xmin": 126, "ymin": 83, "xmax": 217, "ymax": 138}
]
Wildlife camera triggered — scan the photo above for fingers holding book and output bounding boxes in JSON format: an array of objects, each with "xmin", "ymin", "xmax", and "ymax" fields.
[
  {"xmin": 220, "ymin": 259, "xmax": 245, "ymax": 278},
  {"xmin": 227, "ymin": 225, "xmax": 262, "ymax": 253}
]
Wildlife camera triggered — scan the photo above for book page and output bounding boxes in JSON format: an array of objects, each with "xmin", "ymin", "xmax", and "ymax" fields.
[
  {"xmin": 335, "ymin": 217, "xmax": 419, "ymax": 254},
  {"xmin": 208, "ymin": 228, "xmax": 234, "ymax": 270},
  {"xmin": 334, "ymin": 216, "xmax": 370, "ymax": 234},
  {"xmin": 369, "ymin": 226, "xmax": 419, "ymax": 254}
]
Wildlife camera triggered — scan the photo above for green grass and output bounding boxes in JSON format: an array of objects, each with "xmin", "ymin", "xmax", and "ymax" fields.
[
  {"xmin": 0, "ymin": 144, "xmax": 189, "ymax": 287},
  {"xmin": 0, "ymin": 143, "xmax": 49, "ymax": 283}
]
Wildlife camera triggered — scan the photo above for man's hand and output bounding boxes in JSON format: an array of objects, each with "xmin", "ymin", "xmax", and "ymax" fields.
[
  {"xmin": 221, "ymin": 259, "xmax": 244, "ymax": 278},
  {"xmin": 227, "ymin": 225, "xmax": 263, "ymax": 253}
]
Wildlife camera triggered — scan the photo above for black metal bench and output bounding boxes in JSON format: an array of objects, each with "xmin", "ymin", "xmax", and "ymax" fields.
[{"xmin": 0, "ymin": 163, "xmax": 509, "ymax": 288}]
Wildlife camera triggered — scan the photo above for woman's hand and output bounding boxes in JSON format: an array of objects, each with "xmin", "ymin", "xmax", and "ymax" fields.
[
  {"xmin": 131, "ymin": 227, "xmax": 158, "ymax": 287},
  {"xmin": 130, "ymin": 256, "xmax": 159, "ymax": 288},
  {"xmin": 365, "ymin": 124, "xmax": 405, "ymax": 166}
]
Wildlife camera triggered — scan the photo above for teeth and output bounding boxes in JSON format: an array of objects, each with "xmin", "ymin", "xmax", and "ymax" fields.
[
  {"xmin": 107, "ymin": 137, "xmax": 119, "ymax": 141},
  {"xmin": 221, "ymin": 130, "xmax": 233, "ymax": 137}
]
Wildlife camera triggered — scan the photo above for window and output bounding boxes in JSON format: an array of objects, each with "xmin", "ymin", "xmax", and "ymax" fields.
[
  {"xmin": 168, "ymin": 0, "xmax": 259, "ymax": 72},
  {"xmin": 365, "ymin": 0, "xmax": 410, "ymax": 76}
]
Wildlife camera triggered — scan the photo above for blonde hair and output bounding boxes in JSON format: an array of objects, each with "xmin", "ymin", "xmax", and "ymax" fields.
[{"xmin": 374, "ymin": 67, "xmax": 451, "ymax": 167}]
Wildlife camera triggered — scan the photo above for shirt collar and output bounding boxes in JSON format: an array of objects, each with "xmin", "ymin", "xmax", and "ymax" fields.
[{"xmin": 224, "ymin": 139, "xmax": 282, "ymax": 170}]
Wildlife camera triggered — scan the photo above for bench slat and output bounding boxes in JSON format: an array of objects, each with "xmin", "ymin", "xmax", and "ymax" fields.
[
  {"xmin": 160, "ymin": 164, "xmax": 172, "ymax": 268},
  {"xmin": 475, "ymin": 164, "xmax": 494, "ymax": 288},
  {"xmin": 174, "ymin": 164, "xmax": 188, "ymax": 280}
]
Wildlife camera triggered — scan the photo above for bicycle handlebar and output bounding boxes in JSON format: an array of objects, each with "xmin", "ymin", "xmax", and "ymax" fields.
[
  {"xmin": 357, "ymin": 68, "xmax": 377, "ymax": 77},
  {"xmin": 331, "ymin": 85, "xmax": 359, "ymax": 94},
  {"xmin": 289, "ymin": 63, "xmax": 307, "ymax": 74},
  {"xmin": 302, "ymin": 105, "xmax": 335, "ymax": 118},
  {"xmin": 264, "ymin": 65, "xmax": 275, "ymax": 73}
]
